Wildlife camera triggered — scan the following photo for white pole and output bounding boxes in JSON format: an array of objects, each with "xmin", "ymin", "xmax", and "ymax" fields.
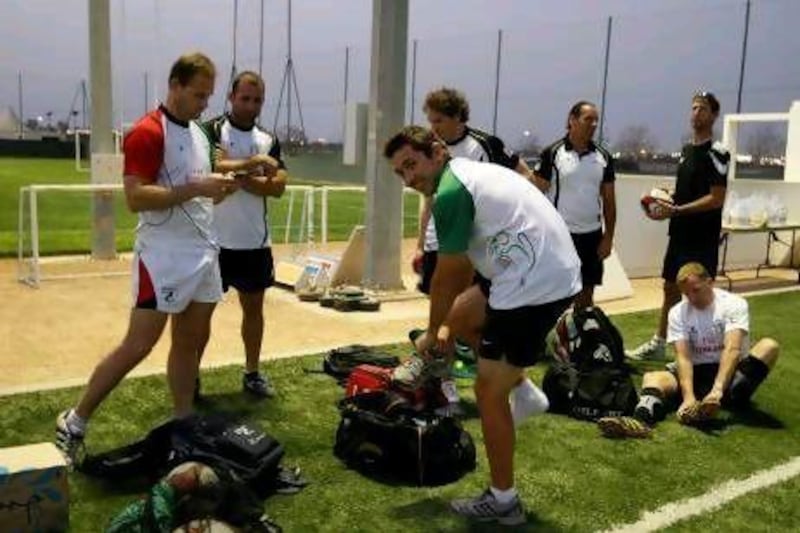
[
  {"xmin": 284, "ymin": 188, "xmax": 295, "ymax": 244},
  {"xmin": 74, "ymin": 131, "xmax": 81, "ymax": 172},
  {"xmin": 321, "ymin": 187, "xmax": 329, "ymax": 245},
  {"xmin": 306, "ymin": 188, "xmax": 314, "ymax": 247},
  {"xmin": 29, "ymin": 188, "xmax": 41, "ymax": 287},
  {"xmin": 18, "ymin": 187, "xmax": 26, "ymax": 282}
]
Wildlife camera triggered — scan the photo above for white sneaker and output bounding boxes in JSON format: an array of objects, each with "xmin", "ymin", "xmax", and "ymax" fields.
[
  {"xmin": 450, "ymin": 488, "xmax": 526, "ymax": 526},
  {"xmin": 55, "ymin": 409, "xmax": 86, "ymax": 466},
  {"xmin": 626, "ymin": 335, "xmax": 666, "ymax": 361},
  {"xmin": 510, "ymin": 379, "xmax": 549, "ymax": 426},
  {"xmin": 434, "ymin": 402, "xmax": 464, "ymax": 418}
]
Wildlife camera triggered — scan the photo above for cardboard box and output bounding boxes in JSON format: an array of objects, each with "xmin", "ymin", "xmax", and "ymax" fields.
[{"xmin": 0, "ymin": 442, "xmax": 68, "ymax": 532}]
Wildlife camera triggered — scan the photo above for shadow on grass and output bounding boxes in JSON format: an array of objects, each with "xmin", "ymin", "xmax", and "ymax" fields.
[
  {"xmin": 729, "ymin": 404, "xmax": 785, "ymax": 429},
  {"xmin": 687, "ymin": 404, "xmax": 785, "ymax": 436},
  {"xmin": 194, "ymin": 391, "xmax": 273, "ymax": 419},
  {"xmin": 391, "ymin": 496, "xmax": 563, "ymax": 532}
]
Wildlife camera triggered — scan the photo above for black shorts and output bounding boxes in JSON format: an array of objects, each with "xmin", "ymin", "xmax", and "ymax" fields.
[
  {"xmin": 219, "ymin": 247, "xmax": 275, "ymax": 293},
  {"xmin": 474, "ymin": 271, "xmax": 491, "ymax": 298},
  {"xmin": 418, "ymin": 250, "xmax": 492, "ymax": 297},
  {"xmin": 661, "ymin": 238, "xmax": 718, "ymax": 283},
  {"xmin": 571, "ymin": 230, "xmax": 604, "ymax": 287},
  {"xmin": 480, "ymin": 296, "xmax": 574, "ymax": 368},
  {"xmin": 417, "ymin": 251, "xmax": 438, "ymax": 295},
  {"xmin": 667, "ymin": 355, "xmax": 761, "ymax": 408}
]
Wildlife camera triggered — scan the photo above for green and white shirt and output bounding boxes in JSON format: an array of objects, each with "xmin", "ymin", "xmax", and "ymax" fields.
[{"xmin": 433, "ymin": 158, "xmax": 581, "ymax": 309}]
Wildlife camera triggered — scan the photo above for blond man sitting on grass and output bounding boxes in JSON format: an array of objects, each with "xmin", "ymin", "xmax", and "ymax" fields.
[{"xmin": 599, "ymin": 261, "xmax": 780, "ymax": 438}]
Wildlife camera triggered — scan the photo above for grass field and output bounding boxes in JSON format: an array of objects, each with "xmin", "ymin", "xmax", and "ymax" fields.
[
  {"xmin": 1, "ymin": 291, "xmax": 799, "ymax": 531},
  {"xmin": 1, "ymin": 155, "xmax": 420, "ymax": 257}
]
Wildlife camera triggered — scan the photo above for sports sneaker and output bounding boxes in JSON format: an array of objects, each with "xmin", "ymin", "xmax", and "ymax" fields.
[
  {"xmin": 392, "ymin": 355, "xmax": 450, "ymax": 389},
  {"xmin": 450, "ymin": 488, "xmax": 526, "ymax": 526},
  {"xmin": 626, "ymin": 335, "xmax": 666, "ymax": 361},
  {"xmin": 434, "ymin": 402, "xmax": 464, "ymax": 418},
  {"xmin": 55, "ymin": 410, "xmax": 86, "ymax": 466},
  {"xmin": 597, "ymin": 416, "xmax": 652, "ymax": 439},
  {"xmin": 510, "ymin": 381, "xmax": 549, "ymax": 426},
  {"xmin": 243, "ymin": 372, "xmax": 276, "ymax": 398}
]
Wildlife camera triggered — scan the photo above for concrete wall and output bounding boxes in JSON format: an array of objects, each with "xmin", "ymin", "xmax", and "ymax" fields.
[
  {"xmin": 0, "ymin": 138, "xmax": 81, "ymax": 158},
  {"xmin": 615, "ymin": 174, "xmax": 800, "ymax": 278}
]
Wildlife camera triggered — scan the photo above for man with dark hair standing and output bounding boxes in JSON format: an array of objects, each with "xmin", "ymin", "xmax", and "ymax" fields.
[
  {"xmin": 56, "ymin": 52, "xmax": 236, "ymax": 463},
  {"xmin": 627, "ymin": 91, "xmax": 730, "ymax": 361},
  {"xmin": 199, "ymin": 71, "xmax": 288, "ymax": 399},
  {"xmin": 385, "ymin": 125, "xmax": 580, "ymax": 525},
  {"xmin": 410, "ymin": 86, "xmax": 535, "ymax": 417},
  {"xmin": 534, "ymin": 101, "xmax": 616, "ymax": 309},
  {"xmin": 417, "ymin": 86, "xmax": 531, "ymax": 295}
]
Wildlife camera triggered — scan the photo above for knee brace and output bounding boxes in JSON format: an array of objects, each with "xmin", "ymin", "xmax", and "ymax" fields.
[{"xmin": 727, "ymin": 356, "xmax": 770, "ymax": 408}]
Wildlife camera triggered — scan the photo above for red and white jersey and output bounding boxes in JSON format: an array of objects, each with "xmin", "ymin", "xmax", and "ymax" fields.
[{"xmin": 123, "ymin": 106, "xmax": 216, "ymax": 252}]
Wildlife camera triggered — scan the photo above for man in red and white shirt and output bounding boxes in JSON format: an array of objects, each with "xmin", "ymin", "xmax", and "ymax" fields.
[{"xmin": 56, "ymin": 52, "xmax": 237, "ymax": 464}]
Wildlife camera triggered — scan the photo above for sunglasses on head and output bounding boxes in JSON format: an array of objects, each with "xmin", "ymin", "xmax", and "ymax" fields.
[{"xmin": 692, "ymin": 91, "xmax": 720, "ymax": 113}]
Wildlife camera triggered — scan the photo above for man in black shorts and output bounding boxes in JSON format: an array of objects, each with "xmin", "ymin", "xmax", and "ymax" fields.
[
  {"xmin": 599, "ymin": 262, "xmax": 780, "ymax": 438},
  {"xmin": 534, "ymin": 100, "xmax": 616, "ymax": 309},
  {"xmin": 200, "ymin": 71, "xmax": 288, "ymax": 398},
  {"xmin": 628, "ymin": 91, "xmax": 729, "ymax": 361},
  {"xmin": 412, "ymin": 86, "xmax": 534, "ymax": 415},
  {"xmin": 385, "ymin": 126, "xmax": 580, "ymax": 525}
]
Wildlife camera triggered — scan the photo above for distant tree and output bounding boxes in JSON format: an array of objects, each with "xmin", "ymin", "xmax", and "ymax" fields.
[
  {"xmin": 612, "ymin": 124, "xmax": 658, "ymax": 158},
  {"xmin": 745, "ymin": 125, "xmax": 785, "ymax": 163},
  {"xmin": 25, "ymin": 119, "xmax": 39, "ymax": 131}
]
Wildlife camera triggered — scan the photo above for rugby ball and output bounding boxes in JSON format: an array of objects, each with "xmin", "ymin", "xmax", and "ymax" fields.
[{"xmin": 640, "ymin": 188, "xmax": 674, "ymax": 218}]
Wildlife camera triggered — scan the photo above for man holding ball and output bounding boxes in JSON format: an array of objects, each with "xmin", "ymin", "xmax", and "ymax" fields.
[{"xmin": 627, "ymin": 91, "xmax": 730, "ymax": 361}]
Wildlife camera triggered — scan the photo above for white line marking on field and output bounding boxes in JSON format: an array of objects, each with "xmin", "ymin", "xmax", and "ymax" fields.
[{"xmin": 604, "ymin": 455, "xmax": 800, "ymax": 533}]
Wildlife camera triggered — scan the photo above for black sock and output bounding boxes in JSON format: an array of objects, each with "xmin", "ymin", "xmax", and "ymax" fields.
[
  {"xmin": 728, "ymin": 357, "xmax": 770, "ymax": 407},
  {"xmin": 641, "ymin": 387, "xmax": 664, "ymax": 400},
  {"xmin": 635, "ymin": 389, "xmax": 665, "ymax": 424}
]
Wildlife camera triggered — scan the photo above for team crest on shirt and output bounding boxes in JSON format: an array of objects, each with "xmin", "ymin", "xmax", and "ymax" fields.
[{"xmin": 488, "ymin": 231, "xmax": 535, "ymax": 272}]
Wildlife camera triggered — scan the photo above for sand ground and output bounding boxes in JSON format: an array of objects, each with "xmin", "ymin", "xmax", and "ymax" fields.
[{"xmin": 2, "ymin": 240, "xmax": 797, "ymax": 396}]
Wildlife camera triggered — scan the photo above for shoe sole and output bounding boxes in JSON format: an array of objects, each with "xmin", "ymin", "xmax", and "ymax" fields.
[
  {"xmin": 598, "ymin": 418, "xmax": 651, "ymax": 439},
  {"xmin": 452, "ymin": 510, "xmax": 526, "ymax": 526}
]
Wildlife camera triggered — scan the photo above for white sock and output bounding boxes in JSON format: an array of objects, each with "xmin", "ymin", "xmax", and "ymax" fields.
[
  {"xmin": 510, "ymin": 378, "xmax": 549, "ymax": 426},
  {"xmin": 490, "ymin": 486, "xmax": 518, "ymax": 504},
  {"xmin": 65, "ymin": 409, "xmax": 87, "ymax": 436}
]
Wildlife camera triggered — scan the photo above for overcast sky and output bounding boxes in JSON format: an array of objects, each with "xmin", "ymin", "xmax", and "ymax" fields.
[{"xmin": 1, "ymin": 0, "xmax": 798, "ymax": 150}]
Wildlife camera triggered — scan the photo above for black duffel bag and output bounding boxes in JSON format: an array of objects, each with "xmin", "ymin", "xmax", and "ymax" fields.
[{"xmin": 334, "ymin": 391, "xmax": 476, "ymax": 486}]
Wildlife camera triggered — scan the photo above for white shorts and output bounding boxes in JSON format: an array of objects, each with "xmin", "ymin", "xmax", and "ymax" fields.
[{"xmin": 132, "ymin": 247, "xmax": 222, "ymax": 314}]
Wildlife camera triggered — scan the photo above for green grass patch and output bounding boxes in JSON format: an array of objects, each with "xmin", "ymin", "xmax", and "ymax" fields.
[
  {"xmin": 1, "ymin": 156, "xmax": 420, "ymax": 257},
  {"xmin": 1, "ymin": 291, "xmax": 800, "ymax": 530}
]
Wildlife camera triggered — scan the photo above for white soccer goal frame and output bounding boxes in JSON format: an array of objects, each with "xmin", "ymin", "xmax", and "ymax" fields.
[
  {"xmin": 72, "ymin": 128, "xmax": 126, "ymax": 172},
  {"xmin": 18, "ymin": 183, "xmax": 127, "ymax": 287},
  {"xmin": 18, "ymin": 183, "xmax": 318, "ymax": 288},
  {"xmin": 318, "ymin": 185, "xmax": 421, "ymax": 245}
]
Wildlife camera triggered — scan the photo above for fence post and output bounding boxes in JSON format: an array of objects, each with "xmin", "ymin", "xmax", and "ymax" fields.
[{"xmin": 321, "ymin": 187, "xmax": 329, "ymax": 245}]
